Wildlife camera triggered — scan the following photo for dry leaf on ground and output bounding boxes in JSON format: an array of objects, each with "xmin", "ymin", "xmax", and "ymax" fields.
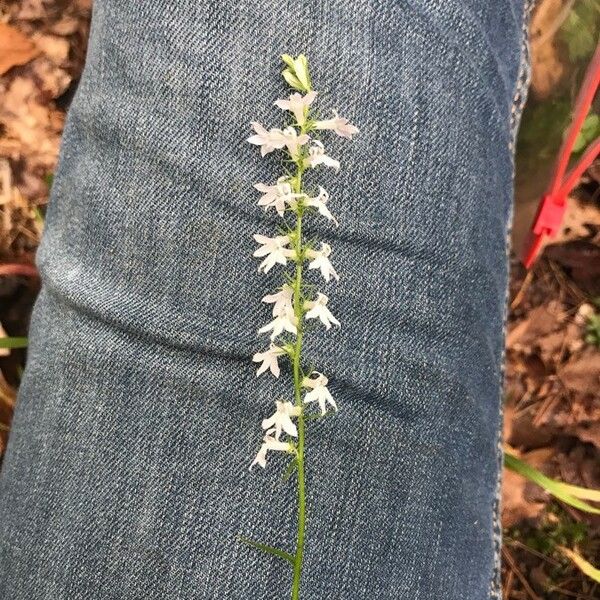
[{"xmin": 0, "ymin": 22, "xmax": 40, "ymax": 76}]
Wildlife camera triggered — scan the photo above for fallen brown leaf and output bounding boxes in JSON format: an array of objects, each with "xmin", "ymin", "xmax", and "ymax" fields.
[
  {"xmin": 502, "ymin": 448, "xmax": 553, "ymax": 528},
  {"xmin": 528, "ymin": 0, "xmax": 569, "ymax": 100},
  {"xmin": 557, "ymin": 347, "xmax": 600, "ymax": 397},
  {"xmin": 0, "ymin": 22, "xmax": 40, "ymax": 76}
]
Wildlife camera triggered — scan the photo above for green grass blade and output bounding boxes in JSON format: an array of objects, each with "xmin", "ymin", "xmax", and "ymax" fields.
[
  {"xmin": 558, "ymin": 547, "xmax": 600, "ymax": 583},
  {"xmin": 555, "ymin": 481, "xmax": 600, "ymax": 502},
  {"xmin": 504, "ymin": 453, "xmax": 600, "ymax": 514},
  {"xmin": 0, "ymin": 337, "xmax": 28, "ymax": 349},
  {"xmin": 237, "ymin": 536, "xmax": 294, "ymax": 565}
]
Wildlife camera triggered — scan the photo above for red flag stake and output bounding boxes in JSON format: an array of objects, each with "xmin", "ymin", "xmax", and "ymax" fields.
[{"xmin": 521, "ymin": 42, "xmax": 600, "ymax": 269}]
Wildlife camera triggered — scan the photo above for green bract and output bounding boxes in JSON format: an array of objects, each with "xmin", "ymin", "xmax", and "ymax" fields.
[{"xmin": 281, "ymin": 53, "xmax": 312, "ymax": 92}]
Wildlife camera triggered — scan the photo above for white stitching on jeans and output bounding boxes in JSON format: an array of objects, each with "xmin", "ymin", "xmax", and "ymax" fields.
[{"xmin": 490, "ymin": 1, "xmax": 535, "ymax": 598}]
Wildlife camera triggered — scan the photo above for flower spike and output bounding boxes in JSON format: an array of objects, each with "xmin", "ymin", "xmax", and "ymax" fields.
[{"xmin": 244, "ymin": 53, "xmax": 358, "ymax": 598}]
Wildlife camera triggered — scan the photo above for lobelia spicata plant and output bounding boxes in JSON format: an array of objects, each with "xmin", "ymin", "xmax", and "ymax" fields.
[{"xmin": 240, "ymin": 54, "xmax": 358, "ymax": 599}]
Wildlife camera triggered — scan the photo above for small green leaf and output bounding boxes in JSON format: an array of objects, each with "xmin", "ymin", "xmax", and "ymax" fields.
[
  {"xmin": 581, "ymin": 113, "xmax": 600, "ymax": 133},
  {"xmin": 282, "ymin": 458, "xmax": 298, "ymax": 481},
  {"xmin": 34, "ymin": 206, "xmax": 45, "ymax": 226},
  {"xmin": 237, "ymin": 536, "xmax": 294, "ymax": 565},
  {"xmin": 572, "ymin": 131, "xmax": 587, "ymax": 154},
  {"xmin": 559, "ymin": 0, "xmax": 600, "ymax": 62},
  {"xmin": 504, "ymin": 453, "xmax": 600, "ymax": 514},
  {"xmin": 572, "ymin": 113, "xmax": 600, "ymax": 154},
  {"xmin": 0, "ymin": 337, "xmax": 28, "ymax": 350}
]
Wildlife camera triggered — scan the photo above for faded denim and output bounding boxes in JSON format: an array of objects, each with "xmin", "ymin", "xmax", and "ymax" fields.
[{"xmin": 0, "ymin": 0, "xmax": 531, "ymax": 598}]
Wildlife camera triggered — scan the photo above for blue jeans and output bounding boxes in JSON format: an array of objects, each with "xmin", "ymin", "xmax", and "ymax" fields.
[{"xmin": 0, "ymin": 1, "xmax": 531, "ymax": 598}]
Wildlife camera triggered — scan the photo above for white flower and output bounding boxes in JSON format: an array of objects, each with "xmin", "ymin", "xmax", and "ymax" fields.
[
  {"xmin": 250, "ymin": 428, "xmax": 293, "ymax": 470},
  {"xmin": 253, "ymin": 234, "xmax": 293, "ymax": 273},
  {"xmin": 275, "ymin": 91, "xmax": 317, "ymax": 126},
  {"xmin": 305, "ymin": 140, "xmax": 340, "ymax": 171},
  {"xmin": 253, "ymin": 177, "xmax": 303, "ymax": 217},
  {"xmin": 314, "ymin": 110, "xmax": 359, "ymax": 139},
  {"xmin": 258, "ymin": 308, "xmax": 298, "ymax": 341},
  {"xmin": 282, "ymin": 126, "xmax": 310, "ymax": 158},
  {"xmin": 262, "ymin": 400, "xmax": 301, "ymax": 439},
  {"xmin": 306, "ymin": 243, "xmax": 339, "ymax": 282},
  {"xmin": 304, "ymin": 186, "xmax": 338, "ymax": 225},
  {"xmin": 247, "ymin": 122, "xmax": 287, "ymax": 156},
  {"xmin": 252, "ymin": 343, "xmax": 287, "ymax": 377},
  {"xmin": 262, "ymin": 284, "xmax": 294, "ymax": 316},
  {"xmin": 302, "ymin": 372, "xmax": 337, "ymax": 415},
  {"xmin": 304, "ymin": 293, "xmax": 340, "ymax": 329}
]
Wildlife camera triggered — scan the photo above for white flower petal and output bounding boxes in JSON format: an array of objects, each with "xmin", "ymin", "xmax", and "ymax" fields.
[
  {"xmin": 274, "ymin": 91, "xmax": 317, "ymax": 126},
  {"xmin": 305, "ymin": 141, "xmax": 340, "ymax": 171},
  {"xmin": 252, "ymin": 343, "xmax": 285, "ymax": 377},
  {"xmin": 304, "ymin": 293, "xmax": 340, "ymax": 329},
  {"xmin": 261, "ymin": 400, "xmax": 300, "ymax": 439},
  {"xmin": 314, "ymin": 111, "xmax": 359, "ymax": 139},
  {"xmin": 262, "ymin": 285, "xmax": 294, "ymax": 316},
  {"xmin": 282, "ymin": 126, "xmax": 310, "ymax": 157},
  {"xmin": 305, "ymin": 186, "xmax": 338, "ymax": 226},
  {"xmin": 307, "ymin": 243, "xmax": 339, "ymax": 282},
  {"xmin": 258, "ymin": 309, "xmax": 298, "ymax": 341},
  {"xmin": 302, "ymin": 372, "xmax": 337, "ymax": 415},
  {"xmin": 247, "ymin": 122, "xmax": 287, "ymax": 155},
  {"xmin": 253, "ymin": 235, "xmax": 292, "ymax": 273},
  {"xmin": 249, "ymin": 428, "xmax": 293, "ymax": 470}
]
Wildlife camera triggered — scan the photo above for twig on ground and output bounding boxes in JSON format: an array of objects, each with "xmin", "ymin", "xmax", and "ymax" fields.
[{"xmin": 502, "ymin": 547, "xmax": 544, "ymax": 600}]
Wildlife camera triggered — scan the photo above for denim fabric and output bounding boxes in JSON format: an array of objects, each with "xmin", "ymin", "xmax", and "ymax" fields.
[{"xmin": 0, "ymin": 1, "xmax": 530, "ymax": 598}]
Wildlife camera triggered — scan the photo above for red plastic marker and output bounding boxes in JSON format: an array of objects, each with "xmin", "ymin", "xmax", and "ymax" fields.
[{"xmin": 521, "ymin": 42, "xmax": 600, "ymax": 269}]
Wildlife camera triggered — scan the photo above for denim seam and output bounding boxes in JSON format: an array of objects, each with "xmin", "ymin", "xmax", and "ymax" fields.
[{"xmin": 489, "ymin": 1, "xmax": 534, "ymax": 598}]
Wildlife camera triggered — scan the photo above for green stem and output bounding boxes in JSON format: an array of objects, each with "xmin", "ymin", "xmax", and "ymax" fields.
[{"xmin": 291, "ymin": 156, "xmax": 306, "ymax": 600}]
